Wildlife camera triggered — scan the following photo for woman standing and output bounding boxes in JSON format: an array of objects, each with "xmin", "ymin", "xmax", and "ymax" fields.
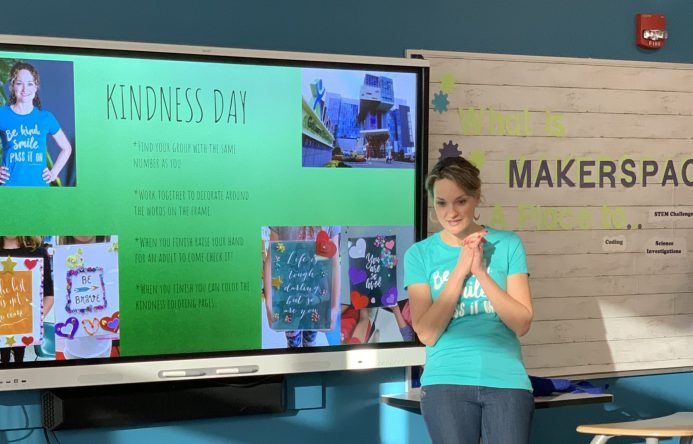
[
  {"xmin": 0, "ymin": 62, "xmax": 72, "ymax": 186},
  {"xmin": 404, "ymin": 156, "xmax": 534, "ymax": 444}
]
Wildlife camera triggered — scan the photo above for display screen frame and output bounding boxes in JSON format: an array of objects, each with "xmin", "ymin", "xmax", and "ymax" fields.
[{"xmin": 0, "ymin": 34, "xmax": 428, "ymax": 391}]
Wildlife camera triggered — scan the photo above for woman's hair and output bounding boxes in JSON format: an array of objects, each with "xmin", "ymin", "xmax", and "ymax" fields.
[
  {"xmin": 57, "ymin": 236, "xmax": 109, "ymax": 245},
  {"xmin": 425, "ymin": 156, "xmax": 481, "ymax": 199},
  {"xmin": 8, "ymin": 62, "xmax": 42, "ymax": 109},
  {"xmin": 0, "ymin": 236, "xmax": 43, "ymax": 250}
]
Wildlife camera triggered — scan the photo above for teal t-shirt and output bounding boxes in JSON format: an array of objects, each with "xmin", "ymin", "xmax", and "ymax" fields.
[
  {"xmin": 0, "ymin": 106, "xmax": 60, "ymax": 187},
  {"xmin": 404, "ymin": 226, "xmax": 532, "ymax": 391}
]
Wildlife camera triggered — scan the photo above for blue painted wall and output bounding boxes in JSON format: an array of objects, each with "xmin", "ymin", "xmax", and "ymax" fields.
[
  {"xmin": 4, "ymin": 0, "xmax": 693, "ymax": 62},
  {"xmin": 1, "ymin": 1, "xmax": 692, "ymax": 443}
]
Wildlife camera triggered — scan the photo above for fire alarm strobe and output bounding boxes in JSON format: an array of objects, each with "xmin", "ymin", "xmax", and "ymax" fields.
[{"xmin": 636, "ymin": 14, "xmax": 667, "ymax": 49}]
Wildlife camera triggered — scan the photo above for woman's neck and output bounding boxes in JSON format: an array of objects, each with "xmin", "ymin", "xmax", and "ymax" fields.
[
  {"xmin": 11, "ymin": 102, "xmax": 33, "ymax": 115},
  {"xmin": 2, "ymin": 238, "xmax": 21, "ymax": 249}
]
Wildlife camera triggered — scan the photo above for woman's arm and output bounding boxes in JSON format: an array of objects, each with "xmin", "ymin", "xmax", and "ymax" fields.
[
  {"xmin": 261, "ymin": 230, "xmax": 279, "ymax": 326},
  {"xmin": 40, "ymin": 247, "xmax": 55, "ymax": 319},
  {"xmin": 352, "ymin": 308, "xmax": 371, "ymax": 342},
  {"xmin": 44, "ymin": 129, "xmax": 73, "ymax": 183},
  {"xmin": 471, "ymin": 242, "xmax": 533, "ymax": 336},
  {"xmin": 42, "ymin": 295, "xmax": 54, "ymax": 319},
  {"xmin": 408, "ymin": 233, "xmax": 484, "ymax": 346},
  {"xmin": 329, "ymin": 233, "xmax": 340, "ymax": 329},
  {"xmin": 0, "ymin": 166, "xmax": 9, "ymax": 184}
]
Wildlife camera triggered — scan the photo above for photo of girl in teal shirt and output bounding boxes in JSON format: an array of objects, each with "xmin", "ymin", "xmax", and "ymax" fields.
[{"xmin": 0, "ymin": 61, "xmax": 73, "ymax": 187}]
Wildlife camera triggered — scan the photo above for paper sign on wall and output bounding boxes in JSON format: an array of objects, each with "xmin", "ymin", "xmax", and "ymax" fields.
[
  {"xmin": 0, "ymin": 256, "xmax": 43, "ymax": 347},
  {"xmin": 269, "ymin": 240, "xmax": 332, "ymax": 331}
]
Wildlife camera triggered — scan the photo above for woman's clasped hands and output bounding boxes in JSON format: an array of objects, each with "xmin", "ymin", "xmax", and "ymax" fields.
[{"xmin": 457, "ymin": 229, "xmax": 488, "ymax": 277}]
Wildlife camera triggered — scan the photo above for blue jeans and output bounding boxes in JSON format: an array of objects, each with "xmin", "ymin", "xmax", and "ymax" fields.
[
  {"xmin": 420, "ymin": 384, "xmax": 534, "ymax": 444},
  {"xmin": 285, "ymin": 330, "xmax": 318, "ymax": 348}
]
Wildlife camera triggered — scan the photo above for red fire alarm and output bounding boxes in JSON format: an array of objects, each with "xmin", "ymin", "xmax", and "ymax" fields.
[{"xmin": 636, "ymin": 14, "xmax": 667, "ymax": 49}]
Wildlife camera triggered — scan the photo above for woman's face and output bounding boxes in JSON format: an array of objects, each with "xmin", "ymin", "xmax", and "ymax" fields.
[
  {"xmin": 13, "ymin": 69, "xmax": 38, "ymax": 105},
  {"xmin": 433, "ymin": 178, "xmax": 479, "ymax": 238},
  {"xmin": 73, "ymin": 236, "xmax": 96, "ymax": 244}
]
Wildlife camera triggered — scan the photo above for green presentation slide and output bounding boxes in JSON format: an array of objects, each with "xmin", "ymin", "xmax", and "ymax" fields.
[{"xmin": 0, "ymin": 50, "xmax": 418, "ymax": 359}]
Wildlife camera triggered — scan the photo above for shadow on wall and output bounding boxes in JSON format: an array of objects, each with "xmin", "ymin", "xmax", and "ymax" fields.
[
  {"xmin": 531, "ymin": 370, "xmax": 693, "ymax": 444},
  {"xmin": 0, "ymin": 390, "xmax": 44, "ymax": 443},
  {"xmin": 48, "ymin": 368, "xmax": 410, "ymax": 444},
  {"xmin": 523, "ymin": 295, "xmax": 614, "ymax": 377}
]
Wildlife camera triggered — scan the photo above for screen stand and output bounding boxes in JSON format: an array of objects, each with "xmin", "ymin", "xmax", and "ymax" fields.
[{"xmin": 42, "ymin": 375, "xmax": 286, "ymax": 430}]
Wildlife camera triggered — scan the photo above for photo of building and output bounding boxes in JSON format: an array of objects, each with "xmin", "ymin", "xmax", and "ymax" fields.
[{"xmin": 301, "ymin": 69, "xmax": 416, "ymax": 168}]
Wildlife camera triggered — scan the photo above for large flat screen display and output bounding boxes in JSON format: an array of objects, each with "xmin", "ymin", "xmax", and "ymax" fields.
[{"xmin": 0, "ymin": 35, "xmax": 427, "ymax": 391}]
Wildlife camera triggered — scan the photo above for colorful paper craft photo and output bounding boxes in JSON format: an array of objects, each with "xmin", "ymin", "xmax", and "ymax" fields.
[
  {"xmin": 0, "ymin": 256, "xmax": 44, "ymax": 349},
  {"xmin": 268, "ymin": 240, "xmax": 334, "ymax": 331},
  {"xmin": 348, "ymin": 234, "xmax": 398, "ymax": 309},
  {"xmin": 52, "ymin": 237, "xmax": 119, "ymax": 360}
]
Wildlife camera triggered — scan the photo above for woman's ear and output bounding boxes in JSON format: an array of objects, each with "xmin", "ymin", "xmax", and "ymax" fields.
[{"xmin": 472, "ymin": 191, "xmax": 481, "ymax": 205}]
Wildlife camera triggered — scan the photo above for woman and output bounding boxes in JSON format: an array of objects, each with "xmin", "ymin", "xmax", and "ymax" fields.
[
  {"xmin": 0, "ymin": 236, "xmax": 54, "ymax": 364},
  {"xmin": 0, "ymin": 62, "xmax": 72, "ymax": 186},
  {"xmin": 404, "ymin": 156, "xmax": 534, "ymax": 444}
]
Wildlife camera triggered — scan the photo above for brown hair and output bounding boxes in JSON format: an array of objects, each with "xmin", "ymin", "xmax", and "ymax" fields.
[
  {"xmin": 0, "ymin": 236, "xmax": 43, "ymax": 250},
  {"xmin": 9, "ymin": 62, "xmax": 43, "ymax": 109},
  {"xmin": 57, "ymin": 236, "xmax": 110, "ymax": 245},
  {"xmin": 425, "ymin": 156, "xmax": 481, "ymax": 199}
]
